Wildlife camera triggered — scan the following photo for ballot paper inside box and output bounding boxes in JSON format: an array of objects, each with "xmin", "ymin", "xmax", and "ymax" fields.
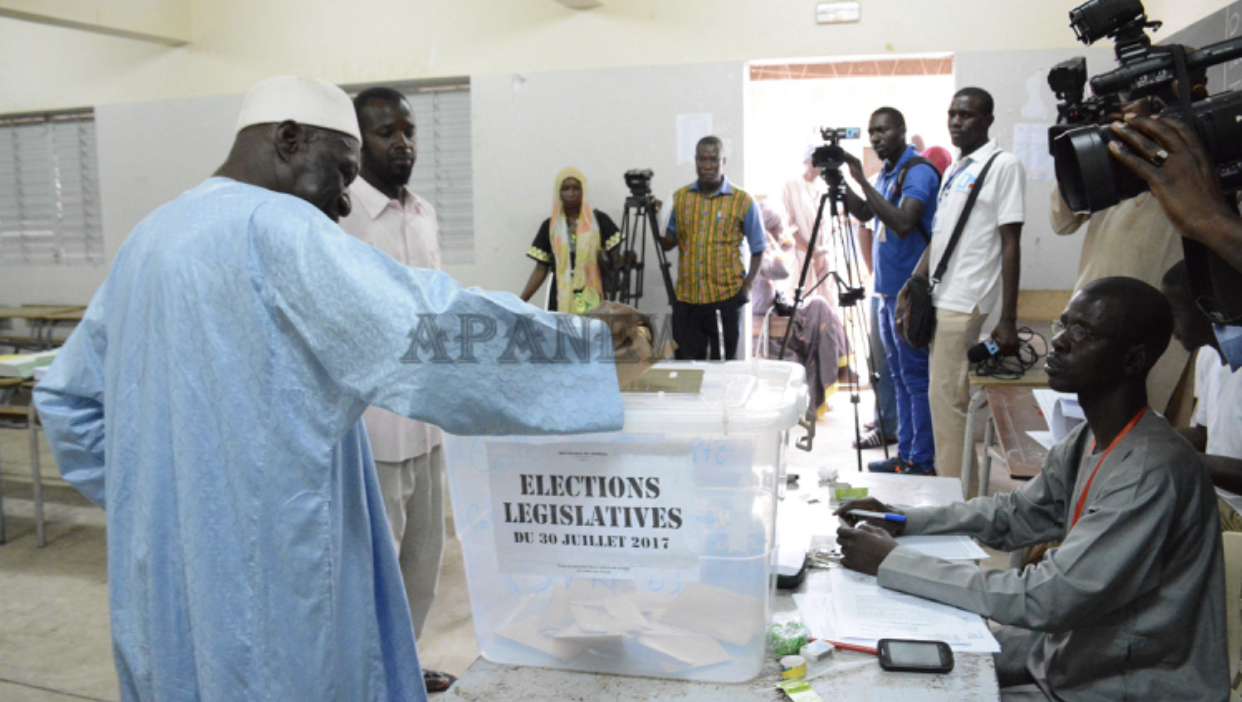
[{"xmin": 444, "ymin": 360, "xmax": 808, "ymax": 683}]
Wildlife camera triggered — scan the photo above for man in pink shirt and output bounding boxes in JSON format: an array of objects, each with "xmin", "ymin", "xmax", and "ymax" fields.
[{"xmin": 337, "ymin": 86, "xmax": 453, "ymax": 693}]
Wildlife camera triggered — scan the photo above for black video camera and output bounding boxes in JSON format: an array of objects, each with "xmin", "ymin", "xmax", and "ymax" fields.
[
  {"xmin": 811, "ymin": 127, "xmax": 861, "ymax": 171},
  {"xmin": 1046, "ymin": 57, "xmax": 1122, "ymax": 151},
  {"xmin": 1051, "ymin": 0, "xmax": 1242, "ymax": 213},
  {"xmin": 625, "ymin": 169, "xmax": 654, "ymax": 198}
]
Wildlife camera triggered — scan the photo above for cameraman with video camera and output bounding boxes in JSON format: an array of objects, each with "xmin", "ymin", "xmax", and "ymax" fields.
[
  {"xmin": 1049, "ymin": 59, "xmax": 1208, "ymax": 414},
  {"xmin": 840, "ymin": 107, "xmax": 941, "ymax": 476},
  {"xmin": 1051, "ymin": 0, "xmax": 1242, "ymax": 374}
]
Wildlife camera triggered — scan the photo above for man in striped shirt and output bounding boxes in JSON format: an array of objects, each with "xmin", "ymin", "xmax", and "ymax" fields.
[{"xmin": 659, "ymin": 136, "xmax": 766, "ymax": 360}]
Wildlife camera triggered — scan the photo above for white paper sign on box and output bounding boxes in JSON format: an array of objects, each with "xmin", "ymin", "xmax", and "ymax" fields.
[{"xmin": 488, "ymin": 442, "xmax": 701, "ymax": 580}]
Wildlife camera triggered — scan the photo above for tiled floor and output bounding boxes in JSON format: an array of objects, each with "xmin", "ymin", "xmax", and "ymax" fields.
[{"xmin": 0, "ymin": 388, "xmax": 1021, "ymax": 700}]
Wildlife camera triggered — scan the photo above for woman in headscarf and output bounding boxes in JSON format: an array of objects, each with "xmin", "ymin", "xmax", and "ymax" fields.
[{"xmin": 520, "ymin": 167, "xmax": 622, "ymax": 314}]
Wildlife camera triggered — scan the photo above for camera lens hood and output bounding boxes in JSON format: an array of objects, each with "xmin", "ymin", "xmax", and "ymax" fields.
[{"xmin": 1053, "ymin": 126, "xmax": 1122, "ymax": 213}]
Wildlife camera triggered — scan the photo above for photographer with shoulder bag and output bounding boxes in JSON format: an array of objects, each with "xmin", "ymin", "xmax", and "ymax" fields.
[{"xmin": 898, "ymin": 88, "xmax": 1026, "ymax": 485}]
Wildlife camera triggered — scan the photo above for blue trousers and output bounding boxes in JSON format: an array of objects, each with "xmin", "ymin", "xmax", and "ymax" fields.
[
  {"xmin": 869, "ymin": 295, "xmax": 898, "ymax": 436},
  {"xmin": 878, "ymin": 296, "xmax": 933, "ymax": 468}
]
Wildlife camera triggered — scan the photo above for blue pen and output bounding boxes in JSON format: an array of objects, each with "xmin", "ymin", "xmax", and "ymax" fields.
[{"xmin": 848, "ymin": 509, "xmax": 907, "ymax": 523}]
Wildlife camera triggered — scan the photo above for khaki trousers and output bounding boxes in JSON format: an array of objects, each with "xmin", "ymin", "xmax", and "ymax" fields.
[
  {"xmin": 929, "ymin": 306, "xmax": 986, "ymax": 479},
  {"xmin": 375, "ymin": 447, "xmax": 446, "ymax": 640}
]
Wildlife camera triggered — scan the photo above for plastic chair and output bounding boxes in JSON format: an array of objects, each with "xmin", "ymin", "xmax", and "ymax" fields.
[{"xmin": 1224, "ymin": 531, "xmax": 1242, "ymax": 699}]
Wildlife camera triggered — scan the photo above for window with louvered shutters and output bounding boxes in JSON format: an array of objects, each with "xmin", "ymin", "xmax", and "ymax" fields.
[
  {"xmin": 0, "ymin": 111, "xmax": 103, "ymax": 265},
  {"xmin": 402, "ymin": 87, "xmax": 474, "ymax": 266}
]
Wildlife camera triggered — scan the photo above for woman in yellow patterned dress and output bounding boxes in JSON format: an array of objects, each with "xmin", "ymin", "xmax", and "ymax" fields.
[{"xmin": 519, "ymin": 167, "xmax": 622, "ymax": 314}]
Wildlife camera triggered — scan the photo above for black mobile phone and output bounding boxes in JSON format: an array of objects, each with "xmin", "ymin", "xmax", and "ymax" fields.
[{"xmin": 877, "ymin": 639, "xmax": 954, "ymax": 674}]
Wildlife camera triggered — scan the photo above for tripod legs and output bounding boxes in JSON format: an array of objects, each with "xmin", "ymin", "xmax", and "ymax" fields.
[{"xmin": 779, "ymin": 183, "xmax": 888, "ymax": 467}]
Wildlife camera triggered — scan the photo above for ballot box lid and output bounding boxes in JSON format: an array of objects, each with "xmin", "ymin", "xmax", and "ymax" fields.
[{"xmin": 619, "ymin": 360, "xmax": 807, "ymax": 435}]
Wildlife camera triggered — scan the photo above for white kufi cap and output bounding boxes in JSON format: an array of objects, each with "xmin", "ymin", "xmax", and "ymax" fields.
[{"xmin": 235, "ymin": 76, "xmax": 360, "ymax": 141}]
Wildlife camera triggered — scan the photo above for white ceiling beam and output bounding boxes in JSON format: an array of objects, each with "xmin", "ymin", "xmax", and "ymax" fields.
[{"xmin": 0, "ymin": 0, "xmax": 191, "ymax": 46}]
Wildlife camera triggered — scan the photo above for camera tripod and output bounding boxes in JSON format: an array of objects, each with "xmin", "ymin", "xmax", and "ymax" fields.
[
  {"xmin": 777, "ymin": 167, "xmax": 890, "ymax": 469},
  {"xmin": 612, "ymin": 190, "xmax": 677, "ymax": 310}
]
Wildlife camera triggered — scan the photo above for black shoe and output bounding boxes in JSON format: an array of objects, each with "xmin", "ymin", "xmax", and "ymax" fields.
[
  {"xmin": 853, "ymin": 428, "xmax": 897, "ymax": 449},
  {"xmin": 424, "ymin": 670, "xmax": 457, "ymax": 693}
]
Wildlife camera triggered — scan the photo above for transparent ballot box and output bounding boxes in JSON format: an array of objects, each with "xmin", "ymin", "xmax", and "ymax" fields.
[{"xmin": 444, "ymin": 360, "xmax": 808, "ymax": 682}]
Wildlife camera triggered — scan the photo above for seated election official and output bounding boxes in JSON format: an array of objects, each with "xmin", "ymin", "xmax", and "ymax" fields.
[{"xmin": 836, "ymin": 277, "xmax": 1229, "ymax": 701}]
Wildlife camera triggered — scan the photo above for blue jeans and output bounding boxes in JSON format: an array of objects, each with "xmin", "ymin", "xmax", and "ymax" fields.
[
  {"xmin": 869, "ymin": 295, "xmax": 898, "ymax": 436},
  {"xmin": 878, "ymin": 296, "xmax": 933, "ymax": 468}
]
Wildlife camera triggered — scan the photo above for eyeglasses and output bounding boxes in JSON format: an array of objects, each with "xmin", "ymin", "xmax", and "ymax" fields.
[{"xmin": 1051, "ymin": 319, "xmax": 1140, "ymax": 344}]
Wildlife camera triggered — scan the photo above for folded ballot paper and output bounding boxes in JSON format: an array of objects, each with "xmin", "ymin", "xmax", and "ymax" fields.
[{"xmin": 496, "ymin": 580, "xmax": 764, "ymax": 671}]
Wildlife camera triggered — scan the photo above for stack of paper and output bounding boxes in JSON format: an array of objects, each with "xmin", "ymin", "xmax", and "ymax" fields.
[
  {"xmin": 794, "ymin": 570, "xmax": 1000, "ymax": 653},
  {"xmin": 0, "ymin": 350, "xmax": 57, "ymax": 379},
  {"xmin": 1029, "ymin": 389, "xmax": 1084, "ymax": 449},
  {"xmin": 894, "ymin": 535, "xmax": 990, "ymax": 561}
]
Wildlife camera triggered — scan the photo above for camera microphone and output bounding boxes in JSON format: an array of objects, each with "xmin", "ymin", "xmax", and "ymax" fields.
[{"xmin": 967, "ymin": 338, "xmax": 1002, "ymax": 364}]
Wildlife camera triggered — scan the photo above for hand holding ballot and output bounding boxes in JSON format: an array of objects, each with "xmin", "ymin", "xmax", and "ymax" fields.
[
  {"xmin": 836, "ymin": 522, "xmax": 901, "ymax": 577},
  {"xmin": 834, "ymin": 498, "xmax": 906, "ymax": 535},
  {"xmin": 587, "ymin": 301, "xmax": 672, "ymax": 390}
]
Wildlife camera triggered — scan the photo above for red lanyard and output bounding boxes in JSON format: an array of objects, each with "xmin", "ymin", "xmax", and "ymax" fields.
[{"xmin": 1071, "ymin": 407, "xmax": 1147, "ymax": 530}]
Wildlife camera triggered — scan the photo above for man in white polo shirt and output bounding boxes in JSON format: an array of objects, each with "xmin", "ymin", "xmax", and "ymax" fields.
[
  {"xmin": 337, "ymin": 86, "xmax": 454, "ymax": 693},
  {"xmin": 905, "ymin": 87, "xmax": 1026, "ymax": 481}
]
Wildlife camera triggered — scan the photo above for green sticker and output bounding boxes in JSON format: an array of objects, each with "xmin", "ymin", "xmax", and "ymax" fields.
[
  {"xmin": 776, "ymin": 679, "xmax": 824, "ymax": 701},
  {"xmin": 834, "ymin": 487, "xmax": 869, "ymax": 500}
]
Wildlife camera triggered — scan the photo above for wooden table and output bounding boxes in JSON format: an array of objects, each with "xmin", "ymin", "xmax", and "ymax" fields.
[
  {"xmin": 0, "ymin": 306, "xmax": 85, "ymax": 350},
  {"xmin": 441, "ymin": 472, "xmax": 999, "ymax": 702},
  {"xmin": 962, "ymin": 367, "xmax": 1050, "ymax": 498},
  {"xmin": 0, "ymin": 380, "xmax": 47, "ymax": 546},
  {"xmin": 0, "ymin": 306, "xmax": 81, "ymax": 319},
  {"xmin": 30, "ymin": 308, "xmax": 86, "ymax": 349},
  {"xmin": 978, "ymin": 386, "xmax": 1049, "ymax": 493}
]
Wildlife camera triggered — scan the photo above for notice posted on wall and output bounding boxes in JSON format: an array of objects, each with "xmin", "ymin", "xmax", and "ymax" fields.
[
  {"xmin": 488, "ymin": 442, "xmax": 700, "ymax": 581},
  {"xmin": 677, "ymin": 113, "xmax": 713, "ymax": 165},
  {"xmin": 1013, "ymin": 123, "xmax": 1056, "ymax": 181}
]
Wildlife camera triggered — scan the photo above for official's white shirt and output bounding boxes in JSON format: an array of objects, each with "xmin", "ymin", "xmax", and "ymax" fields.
[
  {"xmin": 929, "ymin": 139, "xmax": 1026, "ymax": 315},
  {"xmin": 338, "ymin": 177, "xmax": 443, "ymax": 462},
  {"xmin": 1193, "ymin": 345, "xmax": 1242, "ymax": 514}
]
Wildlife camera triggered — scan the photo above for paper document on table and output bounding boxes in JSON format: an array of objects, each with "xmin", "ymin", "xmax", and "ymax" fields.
[
  {"xmin": 775, "ymin": 496, "xmax": 816, "ymax": 576},
  {"xmin": 1027, "ymin": 430, "xmax": 1056, "ymax": 450},
  {"xmin": 1033, "ymin": 389, "xmax": 1084, "ymax": 442},
  {"xmin": 792, "ymin": 593, "xmax": 839, "ymax": 640},
  {"xmin": 829, "ymin": 569, "xmax": 1001, "ymax": 653},
  {"xmin": 894, "ymin": 535, "xmax": 990, "ymax": 561}
]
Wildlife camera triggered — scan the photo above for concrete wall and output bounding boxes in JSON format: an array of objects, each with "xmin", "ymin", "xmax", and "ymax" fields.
[
  {"xmin": 424, "ymin": 61, "xmax": 743, "ymax": 315},
  {"xmin": 3, "ymin": 62, "xmax": 745, "ymax": 314}
]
